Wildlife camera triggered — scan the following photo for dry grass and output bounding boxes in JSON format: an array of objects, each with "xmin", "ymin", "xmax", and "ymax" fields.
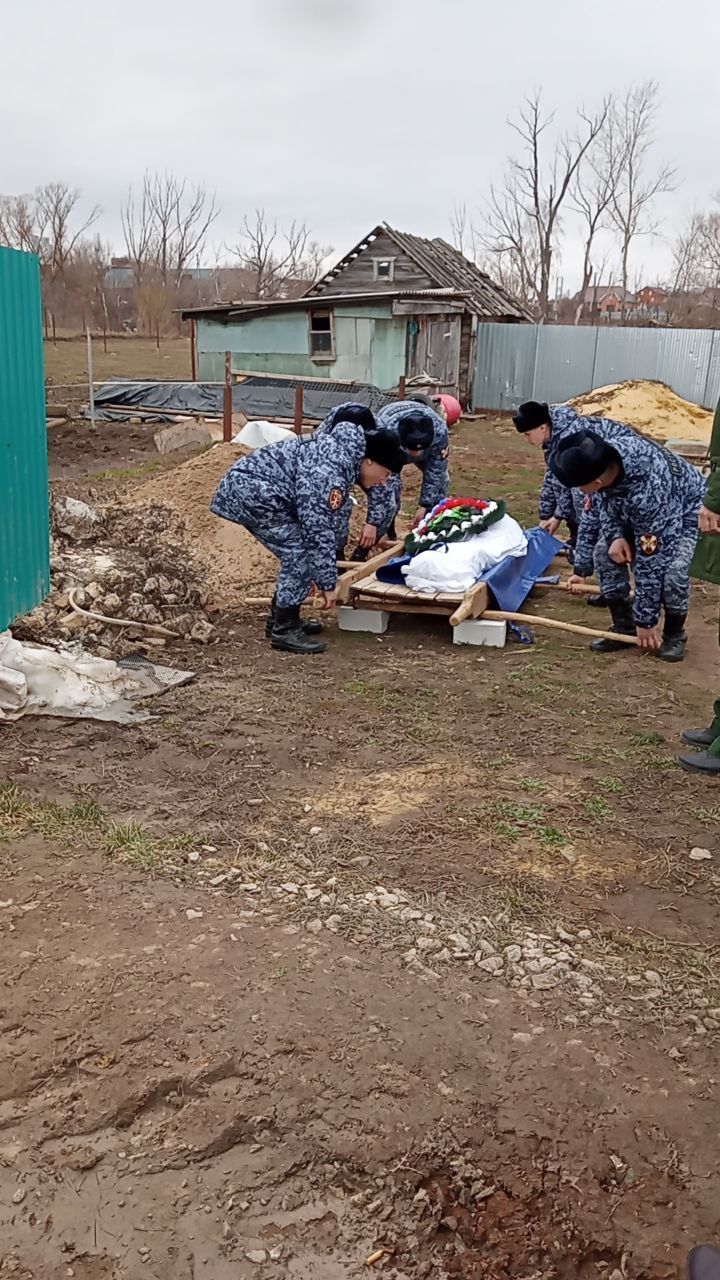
[{"xmin": 44, "ymin": 336, "xmax": 192, "ymax": 386}]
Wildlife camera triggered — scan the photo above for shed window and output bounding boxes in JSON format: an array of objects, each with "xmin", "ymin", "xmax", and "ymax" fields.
[
  {"xmin": 373, "ymin": 257, "xmax": 395, "ymax": 282},
  {"xmin": 308, "ymin": 309, "xmax": 335, "ymax": 361}
]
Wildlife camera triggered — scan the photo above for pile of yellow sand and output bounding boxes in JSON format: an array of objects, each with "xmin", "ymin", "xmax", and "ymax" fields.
[
  {"xmin": 128, "ymin": 444, "xmax": 277, "ymax": 608},
  {"xmin": 127, "ymin": 442, "xmax": 374, "ymax": 609},
  {"xmin": 568, "ymin": 380, "xmax": 712, "ymax": 443}
]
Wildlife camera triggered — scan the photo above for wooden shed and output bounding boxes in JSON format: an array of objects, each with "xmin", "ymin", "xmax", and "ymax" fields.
[
  {"xmin": 182, "ymin": 223, "xmax": 530, "ymax": 406},
  {"xmin": 305, "ymin": 223, "xmax": 532, "ymax": 404}
]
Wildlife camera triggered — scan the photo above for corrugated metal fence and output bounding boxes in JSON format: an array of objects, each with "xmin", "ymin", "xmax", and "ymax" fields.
[
  {"xmin": 473, "ymin": 323, "xmax": 720, "ymax": 412},
  {"xmin": 0, "ymin": 247, "xmax": 50, "ymax": 630}
]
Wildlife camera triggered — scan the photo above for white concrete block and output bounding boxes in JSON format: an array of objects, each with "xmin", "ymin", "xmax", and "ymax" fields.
[
  {"xmin": 338, "ymin": 606, "xmax": 389, "ymax": 634},
  {"xmin": 452, "ymin": 619, "xmax": 507, "ymax": 648}
]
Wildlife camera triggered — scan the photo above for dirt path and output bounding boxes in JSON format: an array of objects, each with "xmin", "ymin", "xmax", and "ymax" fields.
[
  {"xmin": 2, "ymin": 416, "xmax": 719, "ymax": 1278},
  {"xmin": 1, "ymin": 837, "xmax": 718, "ymax": 1280}
]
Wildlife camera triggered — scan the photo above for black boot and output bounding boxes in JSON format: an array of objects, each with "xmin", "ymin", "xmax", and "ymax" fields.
[
  {"xmin": 657, "ymin": 611, "xmax": 687, "ymax": 664},
  {"xmin": 586, "ymin": 593, "xmax": 609, "ymax": 608},
  {"xmin": 590, "ymin": 598, "xmax": 636, "ymax": 653},
  {"xmin": 270, "ymin": 605, "xmax": 326, "ymax": 654},
  {"xmin": 681, "ymin": 726, "xmax": 719, "ymax": 748},
  {"xmin": 265, "ymin": 595, "xmax": 323, "ymax": 638}
]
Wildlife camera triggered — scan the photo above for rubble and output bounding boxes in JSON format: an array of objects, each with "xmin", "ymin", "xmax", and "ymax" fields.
[{"xmin": 13, "ymin": 498, "xmax": 216, "ymax": 654}]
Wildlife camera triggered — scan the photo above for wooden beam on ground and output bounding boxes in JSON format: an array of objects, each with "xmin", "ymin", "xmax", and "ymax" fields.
[
  {"xmin": 483, "ymin": 610, "xmax": 639, "ymax": 646},
  {"xmin": 531, "ymin": 581, "xmax": 598, "ymax": 596}
]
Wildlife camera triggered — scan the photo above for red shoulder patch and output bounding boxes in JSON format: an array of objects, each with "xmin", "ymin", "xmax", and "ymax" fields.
[{"xmin": 328, "ymin": 487, "xmax": 344, "ymax": 512}]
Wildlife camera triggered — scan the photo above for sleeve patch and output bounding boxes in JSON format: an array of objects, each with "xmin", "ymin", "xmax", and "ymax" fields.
[
  {"xmin": 328, "ymin": 487, "xmax": 344, "ymax": 512},
  {"xmin": 639, "ymin": 533, "xmax": 659, "ymax": 556}
]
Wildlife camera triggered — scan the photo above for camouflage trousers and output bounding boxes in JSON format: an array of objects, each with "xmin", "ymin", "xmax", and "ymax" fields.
[
  {"xmin": 594, "ymin": 530, "xmax": 698, "ymax": 615},
  {"xmin": 222, "ymin": 503, "xmax": 315, "ymax": 608}
]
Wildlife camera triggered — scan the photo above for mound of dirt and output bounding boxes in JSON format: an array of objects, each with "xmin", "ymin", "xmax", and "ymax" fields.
[
  {"xmin": 126, "ymin": 444, "xmax": 277, "ymax": 608},
  {"xmin": 127, "ymin": 442, "xmax": 379, "ymax": 609},
  {"xmin": 568, "ymin": 380, "xmax": 713, "ymax": 442}
]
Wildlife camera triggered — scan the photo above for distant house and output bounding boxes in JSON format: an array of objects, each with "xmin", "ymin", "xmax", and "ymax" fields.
[
  {"xmin": 181, "ymin": 223, "xmax": 531, "ymax": 404},
  {"xmin": 578, "ymin": 284, "xmax": 636, "ymax": 321},
  {"xmin": 634, "ymin": 286, "xmax": 669, "ymax": 323}
]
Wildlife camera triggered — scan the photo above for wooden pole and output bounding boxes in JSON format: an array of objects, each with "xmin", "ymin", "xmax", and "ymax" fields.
[
  {"xmin": 398, "ymin": 375, "xmax": 406, "ymax": 400},
  {"xmin": 155, "ymin": 321, "xmax": 161, "ymax": 351},
  {"xmin": 532, "ymin": 580, "xmax": 600, "ymax": 596},
  {"xmin": 483, "ymin": 610, "xmax": 640, "ymax": 646},
  {"xmin": 293, "ymin": 385, "xmax": 304, "ymax": 434},
  {"xmin": 103, "ymin": 325, "xmax": 108, "ymax": 354},
  {"xmin": 190, "ymin": 317, "xmax": 197, "ymax": 381},
  {"xmin": 86, "ymin": 328, "xmax": 96, "ymax": 433},
  {"xmin": 223, "ymin": 352, "xmax": 232, "ymax": 443},
  {"xmin": 51, "ymin": 314, "xmax": 57, "ymax": 347}
]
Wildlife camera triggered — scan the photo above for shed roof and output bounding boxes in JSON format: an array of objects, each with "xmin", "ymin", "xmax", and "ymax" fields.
[
  {"xmin": 180, "ymin": 287, "xmax": 468, "ymax": 322},
  {"xmin": 305, "ymin": 222, "xmax": 533, "ymax": 321}
]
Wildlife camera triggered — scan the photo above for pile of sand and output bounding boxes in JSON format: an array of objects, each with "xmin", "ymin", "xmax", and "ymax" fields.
[
  {"xmin": 127, "ymin": 444, "xmax": 276, "ymax": 608},
  {"xmin": 127, "ymin": 442, "xmax": 374, "ymax": 609},
  {"xmin": 568, "ymin": 380, "xmax": 713, "ymax": 443}
]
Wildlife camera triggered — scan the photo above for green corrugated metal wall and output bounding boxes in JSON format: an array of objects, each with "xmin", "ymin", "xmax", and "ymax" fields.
[
  {"xmin": 0, "ymin": 247, "xmax": 50, "ymax": 629},
  {"xmin": 196, "ymin": 304, "xmax": 410, "ymax": 387}
]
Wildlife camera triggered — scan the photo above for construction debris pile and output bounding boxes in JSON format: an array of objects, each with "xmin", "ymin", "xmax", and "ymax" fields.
[
  {"xmin": 568, "ymin": 379, "xmax": 713, "ymax": 443},
  {"xmin": 14, "ymin": 496, "xmax": 216, "ymax": 656}
]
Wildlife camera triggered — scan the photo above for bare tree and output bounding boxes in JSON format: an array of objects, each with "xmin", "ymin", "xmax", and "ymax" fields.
[
  {"xmin": 570, "ymin": 141, "xmax": 615, "ymax": 323},
  {"xmin": 34, "ymin": 183, "xmax": 100, "ymax": 281},
  {"xmin": 229, "ymin": 210, "xmax": 331, "ymax": 299},
  {"xmin": 0, "ymin": 194, "xmax": 42, "ymax": 253},
  {"xmin": 667, "ymin": 199, "xmax": 720, "ymax": 325},
  {"xmin": 121, "ymin": 171, "xmax": 218, "ymax": 288},
  {"xmin": 121, "ymin": 180, "xmax": 156, "ymax": 287},
  {"xmin": 450, "ymin": 202, "xmax": 470, "ymax": 256},
  {"xmin": 601, "ymin": 82, "xmax": 675, "ymax": 316},
  {"xmin": 480, "ymin": 92, "xmax": 610, "ymax": 319}
]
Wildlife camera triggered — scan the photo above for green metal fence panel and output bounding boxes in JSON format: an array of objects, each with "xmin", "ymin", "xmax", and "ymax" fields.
[{"xmin": 0, "ymin": 247, "xmax": 50, "ymax": 630}]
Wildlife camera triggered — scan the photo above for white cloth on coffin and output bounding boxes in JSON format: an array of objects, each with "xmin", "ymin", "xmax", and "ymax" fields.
[{"xmin": 403, "ymin": 514, "xmax": 527, "ymax": 594}]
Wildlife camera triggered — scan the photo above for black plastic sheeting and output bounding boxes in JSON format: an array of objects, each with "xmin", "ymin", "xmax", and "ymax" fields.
[{"xmin": 85, "ymin": 376, "xmax": 395, "ymax": 424}]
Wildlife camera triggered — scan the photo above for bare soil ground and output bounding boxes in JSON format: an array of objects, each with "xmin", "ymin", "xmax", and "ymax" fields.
[{"xmin": 1, "ymin": 413, "xmax": 719, "ymax": 1279}]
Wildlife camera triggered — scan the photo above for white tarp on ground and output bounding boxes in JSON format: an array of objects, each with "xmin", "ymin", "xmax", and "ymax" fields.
[
  {"xmin": 0, "ymin": 632, "xmax": 194, "ymax": 725},
  {"xmin": 232, "ymin": 420, "xmax": 295, "ymax": 449},
  {"xmin": 403, "ymin": 515, "xmax": 528, "ymax": 594}
]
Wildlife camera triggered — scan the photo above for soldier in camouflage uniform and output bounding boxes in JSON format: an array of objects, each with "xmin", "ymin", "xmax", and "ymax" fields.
[
  {"xmin": 514, "ymin": 400, "xmax": 658, "ymax": 610},
  {"xmin": 315, "ymin": 402, "xmax": 380, "ymax": 557},
  {"xmin": 549, "ymin": 428, "xmax": 704, "ymax": 662},
  {"xmin": 360, "ymin": 402, "xmax": 450, "ymax": 551},
  {"xmin": 211, "ymin": 422, "xmax": 403, "ymax": 654}
]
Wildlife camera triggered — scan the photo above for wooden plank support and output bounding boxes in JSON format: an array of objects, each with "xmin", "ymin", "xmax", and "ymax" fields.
[
  {"xmin": 449, "ymin": 582, "xmax": 489, "ymax": 627},
  {"xmin": 338, "ymin": 541, "xmax": 405, "ymax": 604}
]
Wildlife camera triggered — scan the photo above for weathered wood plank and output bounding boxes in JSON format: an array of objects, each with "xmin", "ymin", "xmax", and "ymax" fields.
[
  {"xmin": 337, "ymin": 541, "xmax": 404, "ymax": 603},
  {"xmin": 449, "ymin": 582, "xmax": 488, "ymax": 627}
]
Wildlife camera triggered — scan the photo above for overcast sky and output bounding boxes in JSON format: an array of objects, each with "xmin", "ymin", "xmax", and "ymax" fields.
[{"xmin": 1, "ymin": 0, "xmax": 719, "ymax": 291}]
